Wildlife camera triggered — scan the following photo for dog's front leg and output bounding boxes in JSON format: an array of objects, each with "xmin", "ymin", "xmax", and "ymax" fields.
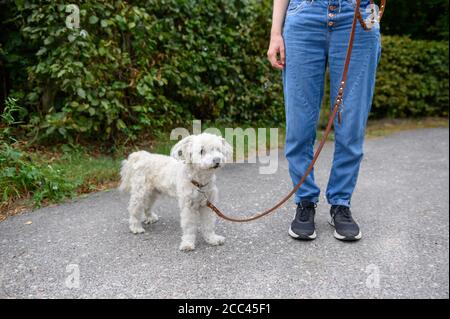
[
  {"xmin": 200, "ymin": 206, "xmax": 225, "ymax": 246},
  {"xmin": 179, "ymin": 206, "xmax": 199, "ymax": 251}
]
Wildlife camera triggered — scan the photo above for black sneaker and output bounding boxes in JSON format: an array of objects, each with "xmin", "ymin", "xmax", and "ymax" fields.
[
  {"xmin": 288, "ymin": 201, "xmax": 317, "ymax": 240},
  {"xmin": 329, "ymin": 205, "xmax": 362, "ymax": 241}
]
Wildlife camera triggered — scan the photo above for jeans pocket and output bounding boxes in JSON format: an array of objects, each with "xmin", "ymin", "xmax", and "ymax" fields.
[{"xmin": 286, "ymin": 0, "xmax": 308, "ymax": 17}]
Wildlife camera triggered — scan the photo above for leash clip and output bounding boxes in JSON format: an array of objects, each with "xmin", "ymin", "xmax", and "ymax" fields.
[
  {"xmin": 191, "ymin": 180, "xmax": 209, "ymax": 189},
  {"xmin": 191, "ymin": 180, "xmax": 210, "ymax": 201},
  {"xmin": 336, "ymin": 86, "xmax": 344, "ymax": 125}
]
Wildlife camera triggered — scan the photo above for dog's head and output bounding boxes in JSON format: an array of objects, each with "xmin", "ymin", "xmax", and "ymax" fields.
[{"xmin": 171, "ymin": 133, "xmax": 233, "ymax": 170}]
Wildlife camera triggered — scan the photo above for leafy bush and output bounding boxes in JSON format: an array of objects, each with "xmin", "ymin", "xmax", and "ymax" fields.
[
  {"xmin": 374, "ymin": 36, "xmax": 449, "ymax": 118},
  {"xmin": 1, "ymin": 97, "xmax": 26, "ymax": 126},
  {"xmin": 0, "ymin": 97, "xmax": 28, "ymax": 141},
  {"xmin": 0, "ymin": 142, "xmax": 81, "ymax": 207},
  {"xmin": 0, "ymin": 97, "xmax": 80, "ymax": 208},
  {"xmin": 0, "ymin": 1, "xmax": 448, "ymax": 143},
  {"xmin": 1, "ymin": 0, "xmax": 282, "ymax": 141}
]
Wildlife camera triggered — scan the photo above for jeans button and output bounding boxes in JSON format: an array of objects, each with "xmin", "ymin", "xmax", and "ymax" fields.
[
  {"xmin": 328, "ymin": 13, "xmax": 335, "ymax": 18},
  {"xmin": 328, "ymin": 21, "xmax": 335, "ymax": 26},
  {"xmin": 329, "ymin": 5, "xmax": 337, "ymax": 10}
]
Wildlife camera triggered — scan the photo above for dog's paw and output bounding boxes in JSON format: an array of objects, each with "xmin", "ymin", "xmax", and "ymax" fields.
[
  {"xmin": 204, "ymin": 234, "xmax": 225, "ymax": 246},
  {"xmin": 129, "ymin": 224, "xmax": 145, "ymax": 234},
  {"xmin": 144, "ymin": 213, "xmax": 159, "ymax": 224},
  {"xmin": 179, "ymin": 241, "xmax": 196, "ymax": 251}
]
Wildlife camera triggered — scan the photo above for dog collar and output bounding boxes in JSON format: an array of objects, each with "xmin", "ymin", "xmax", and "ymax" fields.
[{"xmin": 191, "ymin": 180, "xmax": 209, "ymax": 189}]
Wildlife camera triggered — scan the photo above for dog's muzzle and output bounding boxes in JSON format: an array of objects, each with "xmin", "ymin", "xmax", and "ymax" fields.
[{"xmin": 212, "ymin": 157, "xmax": 221, "ymax": 169}]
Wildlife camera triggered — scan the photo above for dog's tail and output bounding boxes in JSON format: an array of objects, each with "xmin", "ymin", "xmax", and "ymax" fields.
[
  {"xmin": 119, "ymin": 152, "xmax": 142, "ymax": 193},
  {"xmin": 118, "ymin": 159, "xmax": 132, "ymax": 193}
]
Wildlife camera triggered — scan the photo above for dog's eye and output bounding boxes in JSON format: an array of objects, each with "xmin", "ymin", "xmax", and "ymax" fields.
[{"xmin": 200, "ymin": 148, "xmax": 205, "ymax": 155}]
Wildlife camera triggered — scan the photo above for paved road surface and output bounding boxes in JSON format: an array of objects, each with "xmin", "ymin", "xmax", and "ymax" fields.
[{"xmin": 0, "ymin": 128, "xmax": 448, "ymax": 298}]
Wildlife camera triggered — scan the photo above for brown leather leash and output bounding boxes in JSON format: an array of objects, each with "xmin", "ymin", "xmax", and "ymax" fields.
[{"xmin": 205, "ymin": 0, "xmax": 386, "ymax": 223}]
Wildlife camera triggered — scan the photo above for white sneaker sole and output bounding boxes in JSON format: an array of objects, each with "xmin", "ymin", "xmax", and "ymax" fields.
[
  {"xmin": 329, "ymin": 217, "xmax": 362, "ymax": 241},
  {"xmin": 288, "ymin": 227, "xmax": 317, "ymax": 240}
]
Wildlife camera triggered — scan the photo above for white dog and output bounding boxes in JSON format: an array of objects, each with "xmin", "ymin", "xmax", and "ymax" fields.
[{"xmin": 119, "ymin": 133, "xmax": 232, "ymax": 251}]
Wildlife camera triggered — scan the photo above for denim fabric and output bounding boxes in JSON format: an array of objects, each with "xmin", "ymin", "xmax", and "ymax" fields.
[{"xmin": 282, "ymin": 0, "xmax": 381, "ymax": 207}]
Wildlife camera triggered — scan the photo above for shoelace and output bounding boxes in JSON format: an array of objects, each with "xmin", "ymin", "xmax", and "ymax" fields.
[
  {"xmin": 298, "ymin": 203, "xmax": 317, "ymax": 222},
  {"xmin": 333, "ymin": 206, "xmax": 353, "ymax": 223}
]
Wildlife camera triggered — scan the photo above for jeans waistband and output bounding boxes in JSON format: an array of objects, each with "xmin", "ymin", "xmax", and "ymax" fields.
[{"xmin": 311, "ymin": 0, "xmax": 371, "ymax": 4}]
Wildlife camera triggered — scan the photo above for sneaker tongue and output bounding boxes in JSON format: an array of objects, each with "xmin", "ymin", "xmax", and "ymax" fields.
[
  {"xmin": 336, "ymin": 207, "xmax": 352, "ymax": 222},
  {"xmin": 300, "ymin": 201, "xmax": 315, "ymax": 208},
  {"xmin": 298, "ymin": 202, "xmax": 315, "ymax": 221}
]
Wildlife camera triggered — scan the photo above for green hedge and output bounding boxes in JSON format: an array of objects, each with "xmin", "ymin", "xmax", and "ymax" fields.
[
  {"xmin": 1, "ymin": 0, "xmax": 283, "ymax": 141},
  {"xmin": 374, "ymin": 36, "xmax": 449, "ymax": 118},
  {"xmin": 0, "ymin": 1, "xmax": 448, "ymax": 142}
]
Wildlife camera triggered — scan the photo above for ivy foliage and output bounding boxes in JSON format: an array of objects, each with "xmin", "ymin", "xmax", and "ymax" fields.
[
  {"xmin": 1, "ymin": 0, "xmax": 283, "ymax": 141},
  {"xmin": 0, "ymin": 1, "xmax": 448, "ymax": 142}
]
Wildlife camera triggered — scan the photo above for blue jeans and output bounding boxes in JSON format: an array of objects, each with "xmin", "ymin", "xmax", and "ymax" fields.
[{"xmin": 283, "ymin": 0, "xmax": 381, "ymax": 207}]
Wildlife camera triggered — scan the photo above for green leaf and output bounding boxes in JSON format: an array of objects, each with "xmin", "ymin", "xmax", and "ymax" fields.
[
  {"xmin": 36, "ymin": 47, "xmax": 47, "ymax": 56},
  {"xmin": 77, "ymin": 88, "xmax": 86, "ymax": 99},
  {"xmin": 116, "ymin": 119, "xmax": 126, "ymax": 130},
  {"xmin": 58, "ymin": 127, "xmax": 67, "ymax": 136},
  {"xmin": 88, "ymin": 107, "xmax": 96, "ymax": 116},
  {"xmin": 57, "ymin": 70, "xmax": 66, "ymax": 78},
  {"xmin": 88, "ymin": 16, "xmax": 99, "ymax": 24},
  {"xmin": 67, "ymin": 34, "xmax": 76, "ymax": 42},
  {"xmin": 43, "ymin": 36, "xmax": 54, "ymax": 45}
]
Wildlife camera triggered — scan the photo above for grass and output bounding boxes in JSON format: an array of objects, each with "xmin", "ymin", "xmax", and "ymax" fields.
[
  {"xmin": 0, "ymin": 143, "xmax": 123, "ymax": 221},
  {"xmin": 316, "ymin": 117, "xmax": 449, "ymax": 141},
  {"xmin": 365, "ymin": 117, "xmax": 449, "ymax": 137},
  {"xmin": 0, "ymin": 117, "xmax": 447, "ymax": 221},
  {"xmin": 50, "ymin": 149, "xmax": 120, "ymax": 194}
]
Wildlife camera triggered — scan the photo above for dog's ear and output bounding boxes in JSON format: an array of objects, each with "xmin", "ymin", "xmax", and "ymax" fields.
[
  {"xmin": 171, "ymin": 135, "xmax": 194, "ymax": 163},
  {"xmin": 221, "ymin": 137, "xmax": 233, "ymax": 163}
]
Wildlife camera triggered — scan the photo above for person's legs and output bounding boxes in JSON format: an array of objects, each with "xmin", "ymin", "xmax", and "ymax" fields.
[
  {"xmin": 283, "ymin": 0, "xmax": 328, "ymax": 205},
  {"xmin": 326, "ymin": 0, "xmax": 382, "ymax": 207}
]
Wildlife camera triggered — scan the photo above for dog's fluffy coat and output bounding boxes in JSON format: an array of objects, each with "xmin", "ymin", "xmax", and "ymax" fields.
[{"xmin": 119, "ymin": 133, "xmax": 232, "ymax": 251}]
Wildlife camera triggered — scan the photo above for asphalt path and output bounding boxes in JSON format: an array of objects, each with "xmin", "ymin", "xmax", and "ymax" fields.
[{"xmin": 0, "ymin": 128, "xmax": 448, "ymax": 298}]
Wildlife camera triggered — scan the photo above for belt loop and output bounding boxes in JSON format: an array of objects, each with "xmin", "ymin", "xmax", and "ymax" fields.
[{"xmin": 338, "ymin": 0, "xmax": 342, "ymax": 13}]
